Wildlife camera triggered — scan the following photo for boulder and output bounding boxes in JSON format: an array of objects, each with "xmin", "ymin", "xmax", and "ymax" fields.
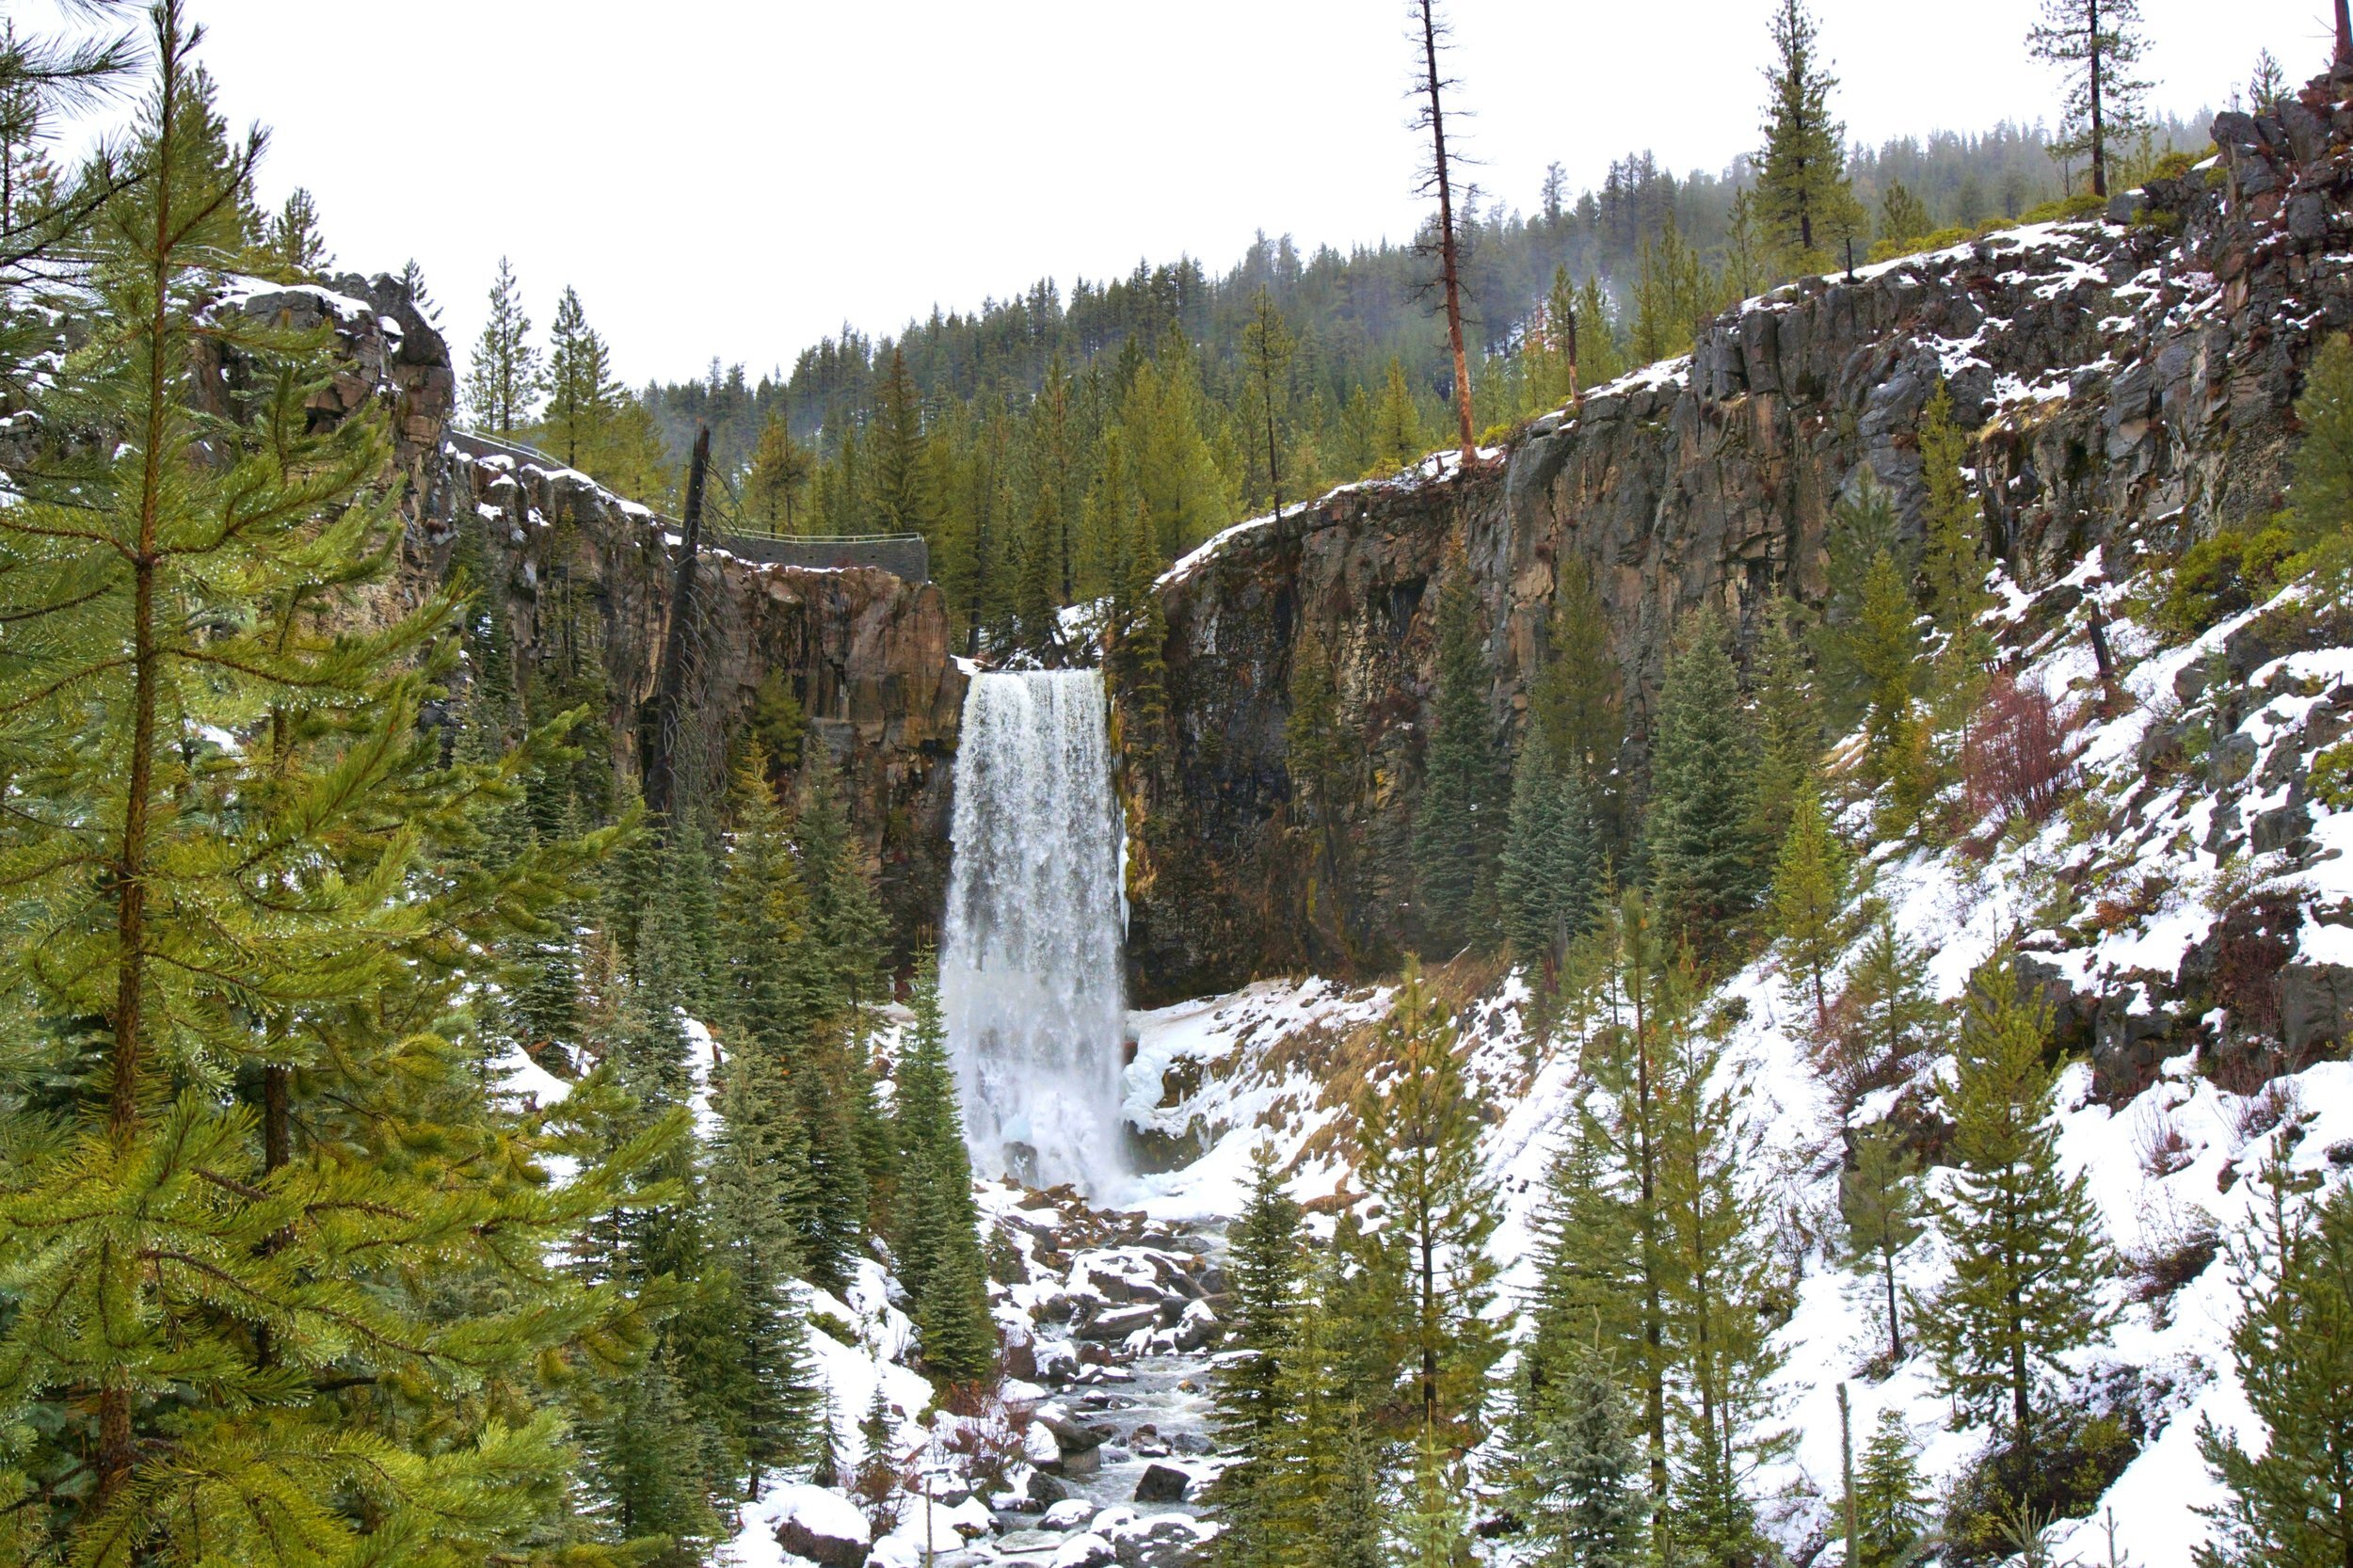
[
  {"xmin": 1051, "ymin": 1532, "xmax": 1118, "ymax": 1568},
  {"xmin": 1132, "ymin": 1464, "xmax": 1192, "ymax": 1504},
  {"xmin": 768, "ymin": 1483, "xmax": 871, "ymax": 1568},
  {"xmin": 1038, "ymin": 1413, "xmax": 1117, "ymax": 1454},
  {"xmin": 1111, "ymin": 1514, "xmax": 1215, "ymax": 1568},
  {"xmin": 1077, "ymin": 1303, "xmax": 1160, "ymax": 1343},
  {"xmin": 1042, "ymin": 1498, "xmax": 1098, "ymax": 1531}
]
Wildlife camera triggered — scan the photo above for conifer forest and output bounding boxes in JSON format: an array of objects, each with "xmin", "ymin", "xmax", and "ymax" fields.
[{"xmin": 7, "ymin": 3, "xmax": 2353, "ymax": 1568}]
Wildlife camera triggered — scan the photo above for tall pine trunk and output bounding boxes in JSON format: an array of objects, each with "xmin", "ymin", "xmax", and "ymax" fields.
[
  {"xmin": 98, "ymin": 8, "xmax": 189, "ymax": 1497},
  {"xmin": 2088, "ymin": 0, "xmax": 2106, "ymax": 198},
  {"xmin": 1415, "ymin": 0, "xmax": 1476, "ymax": 462}
]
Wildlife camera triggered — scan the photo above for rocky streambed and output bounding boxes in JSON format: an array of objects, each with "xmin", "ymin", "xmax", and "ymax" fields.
[{"xmin": 769, "ymin": 1186, "xmax": 1238, "ymax": 1568}]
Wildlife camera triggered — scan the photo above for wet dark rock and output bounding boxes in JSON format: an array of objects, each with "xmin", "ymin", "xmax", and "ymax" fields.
[{"xmin": 1132, "ymin": 1464, "xmax": 1193, "ymax": 1504}]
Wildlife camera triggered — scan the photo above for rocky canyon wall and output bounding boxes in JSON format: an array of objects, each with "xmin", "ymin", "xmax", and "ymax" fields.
[
  {"xmin": 1118, "ymin": 82, "xmax": 2353, "ymax": 1005},
  {"xmin": 228, "ymin": 273, "xmax": 966, "ymax": 941}
]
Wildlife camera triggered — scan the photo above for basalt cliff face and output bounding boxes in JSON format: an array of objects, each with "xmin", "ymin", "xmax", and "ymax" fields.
[
  {"xmin": 1117, "ymin": 82, "xmax": 2353, "ymax": 1013},
  {"xmin": 231, "ymin": 273, "xmax": 966, "ymax": 940}
]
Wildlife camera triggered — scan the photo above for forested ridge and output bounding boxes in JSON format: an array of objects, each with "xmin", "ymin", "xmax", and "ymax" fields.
[{"xmin": 442, "ymin": 7, "xmax": 2216, "ymax": 655}]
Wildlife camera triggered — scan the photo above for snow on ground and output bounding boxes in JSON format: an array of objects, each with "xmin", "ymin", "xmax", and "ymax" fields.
[{"xmin": 1106, "ymin": 554, "xmax": 2353, "ymax": 1564}]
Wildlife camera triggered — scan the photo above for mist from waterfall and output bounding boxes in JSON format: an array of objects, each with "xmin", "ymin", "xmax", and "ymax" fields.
[{"xmin": 940, "ymin": 669, "xmax": 1128, "ymax": 1196}]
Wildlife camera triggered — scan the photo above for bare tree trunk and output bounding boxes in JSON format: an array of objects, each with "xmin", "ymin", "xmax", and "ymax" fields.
[
  {"xmin": 2339, "ymin": 0, "xmax": 2350, "ymax": 68},
  {"xmin": 1261, "ymin": 360, "xmax": 1283, "ymax": 526},
  {"xmin": 99, "ymin": 0, "xmax": 191, "ymax": 1508},
  {"xmin": 1415, "ymin": 0, "xmax": 1477, "ymax": 463},
  {"xmin": 1563, "ymin": 296, "xmax": 1580, "ymax": 406},
  {"xmin": 2089, "ymin": 0, "xmax": 2107, "ymax": 199},
  {"xmin": 645, "ymin": 425, "xmax": 711, "ymax": 824}
]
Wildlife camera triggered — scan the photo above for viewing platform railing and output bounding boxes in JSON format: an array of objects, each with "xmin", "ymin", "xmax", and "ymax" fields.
[{"xmin": 442, "ymin": 428, "xmax": 930, "ymax": 582}]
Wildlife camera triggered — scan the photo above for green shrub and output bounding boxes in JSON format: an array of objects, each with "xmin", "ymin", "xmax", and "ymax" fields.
[
  {"xmin": 2019, "ymin": 192, "xmax": 2109, "ymax": 225},
  {"xmin": 1867, "ymin": 225, "xmax": 1972, "ymax": 264},
  {"xmin": 2155, "ymin": 524, "xmax": 2295, "ymax": 638},
  {"xmin": 1941, "ymin": 1413, "xmax": 2137, "ymax": 1567},
  {"xmin": 2313, "ymin": 741, "xmax": 2353, "ymax": 809}
]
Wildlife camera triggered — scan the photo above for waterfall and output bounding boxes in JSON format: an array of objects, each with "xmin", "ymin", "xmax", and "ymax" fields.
[{"xmin": 941, "ymin": 669, "xmax": 1128, "ymax": 1196}]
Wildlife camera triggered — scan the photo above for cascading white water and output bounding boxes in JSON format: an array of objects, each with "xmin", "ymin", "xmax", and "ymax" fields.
[{"xmin": 941, "ymin": 669, "xmax": 1128, "ymax": 1196}]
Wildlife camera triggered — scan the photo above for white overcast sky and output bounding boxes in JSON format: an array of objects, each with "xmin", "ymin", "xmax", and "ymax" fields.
[{"xmin": 130, "ymin": 0, "xmax": 2343, "ymax": 385}]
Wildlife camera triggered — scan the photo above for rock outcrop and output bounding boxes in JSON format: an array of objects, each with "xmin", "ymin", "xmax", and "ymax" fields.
[
  {"xmin": 1118, "ymin": 74, "xmax": 2353, "ymax": 1005},
  {"xmin": 230, "ymin": 272, "xmax": 966, "ymax": 941}
]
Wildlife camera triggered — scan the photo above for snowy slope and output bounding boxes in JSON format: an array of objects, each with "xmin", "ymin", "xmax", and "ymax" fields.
[{"xmin": 1111, "ymin": 552, "xmax": 2353, "ymax": 1566}]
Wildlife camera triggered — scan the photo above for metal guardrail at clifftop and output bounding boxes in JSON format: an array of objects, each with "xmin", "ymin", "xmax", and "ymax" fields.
[{"xmin": 444, "ymin": 428, "xmax": 930, "ymax": 584}]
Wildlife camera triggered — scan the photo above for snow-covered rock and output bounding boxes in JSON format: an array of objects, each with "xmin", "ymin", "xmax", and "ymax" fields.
[{"xmin": 766, "ymin": 1483, "xmax": 871, "ymax": 1568}]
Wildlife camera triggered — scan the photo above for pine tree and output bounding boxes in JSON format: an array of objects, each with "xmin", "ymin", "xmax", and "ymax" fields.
[
  {"xmin": 1919, "ymin": 382, "xmax": 1991, "ymax": 661},
  {"xmin": 1412, "ymin": 551, "xmax": 1502, "ymax": 955},
  {"xmin": 1813, "ymin": 475, "xmax": 1913, "ymax": 731},
  {"xmin": 1854, "ymin": 547, "xmax": 1927, "ymax": 819},
  {"xmin": 1014, "ymin": 479, "xmax": 1059, "ymax": 648},
  {"xmin": 1499, "ymin": 736, "xmax": 1603, "ymax": 969},
  {"xmin": 717, "ymin": 752, "xmax": 859, "ymax": 1292},
  {"xmin": 259, "ymin": 184, "xmax": 328, "ymax": 277},
  {"xmin": 1630, "ymin": 212, "xmax": 1713, "ymax": 363},
  {"xmin": 873, "ymin": 344, "xmax": 935, "ymax": 539},
  {"xmin": 1530, "ymin": 554, "xmax": 1627, "ymax": 847},
  {"xmin": 1397, "ymin": 1429, "xmax": 1472, "ymax": 1568},
  {"xmin": 1840, "ymin": 1122, "xmax": 1925, "ymax": 1366},
  {"xmin": 892, "ymin": 949, "xmax": 996, "ymax": 1384},
  {"xmin": 1645, "ymin": 607, "xmax": 1765, "ymax": 957},
  {"xmin": 1652, "ymin": 954, "xmax": 1785, "ymax": 1563},
  {"xmin": 1769, "ymin": 784, "xmax": 1849, "ymax": 1027},
  {"xmin": 702, "ymin": 1042, "xmax": 820, "ymax": 1495},
  {"xmin": 747, "ymin": 410, "xmax": 814, "ymax": 533},
  {"xmin": 1513, "ymin": 1352, "xmax": 1650, "ymax": 1568},
  {"xmin": 1373, "ymin": 357, "xmax": 1422, "ymax": 471},
  {"xmin": 0, "ymin": 12, "xmax": 669, "ymax": 1559},
  {"xmin": 581, "ymin": 1354, "xmax": 724, "ymax": 1564},
  {"xmin": 1209, "ymin": 1144, "xmax": 1305, "ymax": 1568},
  {"xmin": 2194, "ymin": 1158, "xmax": 2353, "ymax": 1568},
  {"xmin": 855, "ymin": 1384, "xmax": 901, "ymax": 1512},
  {"xmin": 1917, "ymin": 949, "xmax": 2117, "ymax": 1464},
  {"xmin": 466, "ymin": 253, "xmax": 540, "ymax": 436},
  {"xmin": 2027, "ymin": 0, "xmax": 2149, "ymax": 199},
  {"xmin": 798, "ymin": 746, "xmax": 890, "ymax": 1021},
  {"xmin": 543, "ymin": 283, "xmax": 622, "ymax": 470},
  {"xmin": 1530, "ymin": 891, "xmax": 1675, "ymax": 1503},
  {"xmin": 1825, "ymin": 910, "xmax": 1944, "ymax": 1110},
  {"xmin": 1751, "ymin": 595, "xmax": 1820, "ymax": 852},
  {"xmin": 1112, "ymin": 500, "xmax": 1172, "ymax": 774},
  {"xmin": 1755, "ymin": 0, "xmax": 1864, "ymax": 267},
  {"xmin": 1410, "ymin": 0, "xmax": 1478, "ymax": 460},
  {"xmin": 1854, "ymin": 1411, "xmax": 1930, "ymax": 1568},
  {"xmin": 1241, "ymin": 285, "xmax": 1297, "ymax": 518},
  {"xmin": 1577, "ymin": 277, "xmax": 1625, "ymax": 388},
  {"xmin": 1877, "ymin": 182, "xmax": 1932, "ymax": 254},
  {"xmin": 2286, "ymin": 334, "xmax": 2353, "ymax": 586},
  {"xmin": 1120, "ymin": 326, "xmax": 1235, "ymax": 558},
  {"xmin": 1257, "ymin": 1237, "xmax": 1396, "ymax": 1568},
  {"xmin": 1355, "ymin": 962, "xmax": 1503, "ymax": 1442}
]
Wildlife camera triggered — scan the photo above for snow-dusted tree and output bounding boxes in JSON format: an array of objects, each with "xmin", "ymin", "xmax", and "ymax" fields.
[
  {"xmin": 1769, "ymin": 782, "xmax": 1850, "ymax": 1028},
  {"xmin": 1355, "ymin": 962, "xmax": 1502, "ymax": 1441},
  {"xmin": 466, "ymin": 253, "xmax": 540, "ymax": 435},
  {"xmin": 2196, "ymin": 1159, "xmax": 2353, "ymax": 1568},
  {"xmin": 1840, "ymin": 1121, "xmax": 1925, "ymax": 1365},
  {"xmin": 1854, "ymin": 1410, "xmax": 1930, "ymax": 1568},
  {"xmin": 1511, "ymin": 1352, "xmax": 1651, "ymax": 1568},
  {"xmin": 1916, "ymin": 950, "xmax": 2116, "ymax": 1464}
]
